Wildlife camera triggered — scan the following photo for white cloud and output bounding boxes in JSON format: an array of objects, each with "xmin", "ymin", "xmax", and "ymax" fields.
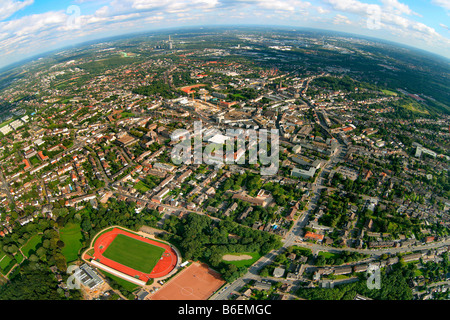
[
  {"xmin": 411, "ymin": 22, "xmax": 439, "ymax": 37},
  {"xmin": 323, "ymin": 0, "xmax": 447, "ymax": 43},
  {"xmin": 432, "ymin": 0, "xmax": 450, "ymax": 10},
  {"xmin": 0, "ymin": 0, "xmax": 449, "ymax": 68},
  {"xmin": 380, "ymin": 0, "xmax": 415, "ymax": 15},
  {"xmin": 95, "ymin": 6, "xmax": 111, "ymax": 17},
  {"xmin": 108, "ymin": 0, "xmax": 219, "ymax": 14},
  {"xmin": 333, "ymin": 13, "xmax": 352, "ymax": 24},
  {"xmin": 324, "ymin": 0, "xmax": 417, "ymax": 17},
  {"xmin": 0, "ymin": 11, "xmax": 66, "ymax": 37},
  {"xmin": 255, "ymin": 0, "xmax": 311, "ymax": 12},
  {"xmin": 323, "ymin": 0, "xmax": 374, "ymax": 15},
  {"xmin": 316, "ymin": 6, "xmax": 330, "ymax": 14},
  {"xmin": 0, "ymin": 10, "xmax": 68, "ymax": 59},
  {"xmin": 0, "ymin": 0, "xmax": 34, "ymax": 21},
  {"xmin": 130, "ymin": 0, "xmax": 169, "ymax": 10},
  {"xmin": 0, "ymin": 0, "xmax": 217, "ymax": 65}
]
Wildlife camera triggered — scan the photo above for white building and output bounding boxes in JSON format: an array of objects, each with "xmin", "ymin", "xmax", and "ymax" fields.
[{"xmin": 0, "ymin": 125, "xmax": 12, "ymax": 135}]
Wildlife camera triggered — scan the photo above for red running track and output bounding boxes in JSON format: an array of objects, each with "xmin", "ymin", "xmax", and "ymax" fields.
[{"xmin": 92, "ymin": 228, "xmax": 177, "ymax": 282}]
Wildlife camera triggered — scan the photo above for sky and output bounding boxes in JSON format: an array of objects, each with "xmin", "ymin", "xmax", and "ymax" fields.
[{"xmin": 0, "ymin": 0, "xmax": 449, "ymax": 69}]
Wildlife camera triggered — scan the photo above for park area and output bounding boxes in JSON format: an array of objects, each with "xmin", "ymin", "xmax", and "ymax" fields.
[
  {"xmin": 0, "ymin": 254, "xmax": 14, "ymax": 274},
  {"xmin": 21, "ymin": 234, "xmax": 42, "ymax": 258},
  {"xmin": 222, "ymin": 252, "xmax": 261, "ymax": 268},
  {"xmin": 60, "ymin": 223, "xmax": 83, "ymax": 262}
]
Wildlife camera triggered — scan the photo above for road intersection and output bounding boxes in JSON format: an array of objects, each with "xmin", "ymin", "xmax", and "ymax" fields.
[{"xmin": 210, "ymin": 142, "xmax": 450, "ymax": 300}]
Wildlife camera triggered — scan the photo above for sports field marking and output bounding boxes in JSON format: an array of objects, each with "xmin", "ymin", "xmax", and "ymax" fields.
[
  {"xmin": 91, "ymin": 227, "xmax": 178, "ymax": 282},
  {"xmin": 102, "ymin": 234, "xmax": 165, "ymax": 274},
  {"xmin": 180, "ymin": 287, "xmax": 194, "ymax": 296}
]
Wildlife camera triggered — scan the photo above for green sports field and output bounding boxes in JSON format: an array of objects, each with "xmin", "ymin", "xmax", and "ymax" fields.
[{"xmin": 102, "ymin": 234, "xmax": 165, "ymax": 274}]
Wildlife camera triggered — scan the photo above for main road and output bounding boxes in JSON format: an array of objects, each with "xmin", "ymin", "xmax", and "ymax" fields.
[
  {"xmin": 210, "ymin": 141, "xmax": 346, "ymax": 300},
  {"xmin": 210, "ymin": 142, "xmax": 450, "ymax": 300}
]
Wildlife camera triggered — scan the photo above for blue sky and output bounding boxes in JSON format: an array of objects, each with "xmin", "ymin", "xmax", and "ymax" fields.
[{"xmin": 0, "ymin": 0, "xmax": 449, "ymax": 69}]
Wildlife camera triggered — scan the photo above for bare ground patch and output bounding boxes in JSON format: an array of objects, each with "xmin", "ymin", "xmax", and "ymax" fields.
[{"xmin": 222, "ymin": 254, "xmax": 253, "ymax": 261}]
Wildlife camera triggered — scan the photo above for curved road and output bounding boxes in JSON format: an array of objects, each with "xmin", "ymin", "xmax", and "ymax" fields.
[
  {"xmin": 210, "ymin": 142, "xmax": 344, "ymax": 300},
  {"xmin": 210, "ymin": 142, "xmax": 450, "ymax": 300}
]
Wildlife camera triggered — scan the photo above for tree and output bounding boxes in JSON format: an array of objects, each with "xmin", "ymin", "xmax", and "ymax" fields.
[
  {"xmin": 81, "ymin": 218, "xmax": 92, "ymax": 232},
  {"xmin": 7, "ymin": 244, "xmax": 18, "ymax": 254},
  {"xmin": 36, "ymin": 247, "xmax": 47, "ymax": 258},
  {"xmin": 209, "ymin": 248, "xmax": 224, "ymax": 267},
  {"xmin": 316, "ymin": 255, "xmax": 326, "ymax": 266},
  {"xmin": 54, "ymin": 253, "xmax": 67, "ymax": 272},
  {"xmin": 0, "ymin": 264, "xmax": 66, "ymax": 300},
  {"xmin": 42, "ymin": 239, "xmax": 50, "ymax": 249},
  {"xmin": 260, "ymin": 267, "xmax": 269, "ymax": 277},
  {"xmin": 29, "ymin": 254, "xmax": 39, "ymax": 262}
]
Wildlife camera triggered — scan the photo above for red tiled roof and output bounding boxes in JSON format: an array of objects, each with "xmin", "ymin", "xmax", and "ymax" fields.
[{"xmin": 304, "ymin": 231, "xmax": 324, "ymax": 241}]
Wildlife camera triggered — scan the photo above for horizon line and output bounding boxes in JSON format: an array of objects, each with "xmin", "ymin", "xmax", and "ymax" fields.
[{"xmin": 1, "ymin": 23, "xmax": 450, "ymax": 73}]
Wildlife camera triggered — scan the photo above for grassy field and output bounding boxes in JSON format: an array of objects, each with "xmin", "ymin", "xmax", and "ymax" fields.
[
  {"xmin": 334, "ymin": 274, "xmax": 352, "ymax": 280},
  {"xmin": 381, "ymin": 89, "xmax": 397, "ymax": 96},
  {"xmin": 21, "ymin": 234, "xmax": 43, "ymax": 258},
  {"xmin": 318, "ymin": 251, "xmax": 337, "ymax": 259},
  {"xmin": 120, "ymin": 111, "xmax": 135, "ymax": 119},
  {"xmin": 289, "ymin": 246, "xmax": 313, "ymax": 256},
  {"xmin": 0, "ymin": 255, "xmax": 14, "ymax": 274},
  {"xmin": 0, "ymin": 256, "xmax": 12, "ymax": 269},
  {"xmin": 102, "ymin": 234, "xmax": 165, "ymax": 273},
  {"xmin": 101, "ymin": 270, "xmax": 140, "ymax": 292},
  {"xmin": 14, "ymin": 253, "xmax": 24, "ymax": 264},
  {"xmin": 0, "ymin": 118, "xmax": 14, "ymax": 128},
  {"xmin": 29, "ymin": 155, "xmax": 40, "ymax": 166},
  {"xmin": 60, "ymin": 223, "xmax": 83, "ymax": 262},
  {"xmin": 85, "ymin": 248, "xmax": 95, "ymax": 257},
  {"xmin": 414, "ymin": 269, "xmax": 423, "ymax": 277},
  {"xmin": 402, "ymin": 102, "xmax": 430, "ymax": 114},
  {"xmin": 222, "ymin": 252, "xmax": 261, "ymax": 268},
  {"xmin": 134, "ymin": 180, "xmax": 151, "ymax": 193}
]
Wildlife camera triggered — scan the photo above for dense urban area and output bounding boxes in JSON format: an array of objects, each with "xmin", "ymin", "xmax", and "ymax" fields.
[{"xmin": 0, "ymin": 27, "xmax": 448, "ymax": 301}]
